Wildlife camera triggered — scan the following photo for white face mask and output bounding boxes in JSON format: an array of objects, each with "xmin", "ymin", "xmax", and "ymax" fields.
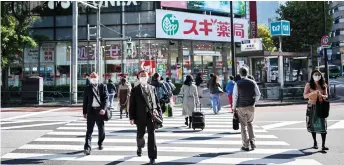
[
  {"xmin": 90, "ymin": 78, "xmax": 98, "ymax": 84},
  {"xmin": 313, "ymin": 75, "xmax": 321, "ymax": 81},
  {"xmin": 139, "ymin": 77, "xmax": 148, "ymax": 85}
]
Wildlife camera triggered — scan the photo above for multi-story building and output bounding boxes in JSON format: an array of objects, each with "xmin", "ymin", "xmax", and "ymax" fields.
[
  {"xmin": 330, "ymin": 1, "xmax": 344, "ymax": 75},
  {"xmin": 7, "ymin": 1, "xmax": 249, "ymax": 86}
]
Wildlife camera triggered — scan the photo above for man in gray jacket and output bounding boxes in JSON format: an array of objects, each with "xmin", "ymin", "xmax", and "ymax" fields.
[{"xmin": 232, "ymin": 67, "xmax": 261, "ymax": 151}]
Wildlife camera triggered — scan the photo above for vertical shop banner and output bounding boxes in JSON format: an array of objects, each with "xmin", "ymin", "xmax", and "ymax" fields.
[
  {"xmin": 156, "ymin": 9, "xmax": 248, "ymax": 42},
  {"xmin": 249, "ymin": 1, "xmax": 257, "ymax": 38},
  {"xmin": 140, "ymin": 60, "xmax": 156, "ymax": 75},
  {"xmin": 41, "ymin": 44, "xmax": 55, "ymax": 62}
]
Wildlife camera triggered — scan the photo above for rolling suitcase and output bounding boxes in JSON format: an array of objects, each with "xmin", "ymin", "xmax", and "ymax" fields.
[{"xmin": 192, "ymin": 104, "xmax": 205, "ymax": 130}]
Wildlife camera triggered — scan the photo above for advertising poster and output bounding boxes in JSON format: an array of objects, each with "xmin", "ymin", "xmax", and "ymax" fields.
[
  {"xmin": 41, "ymin": 44, "xmax": 55, "ymax": 62},
  {"xmin": 161, "ymin": 1, "xmax": 246, "ymax": 15},
  {"xmin": 139, "ymin": 60, "xmax": 156, "ymax": 75}
]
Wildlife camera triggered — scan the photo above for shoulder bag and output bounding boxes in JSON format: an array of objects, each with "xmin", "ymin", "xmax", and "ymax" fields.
[
  {"xmin": 92, "ymin": 85, "xmax": 112, "ymax": 121},
  {"xmin": 316, "ymin": 96, "xmax": 330, "ymax": 118}
]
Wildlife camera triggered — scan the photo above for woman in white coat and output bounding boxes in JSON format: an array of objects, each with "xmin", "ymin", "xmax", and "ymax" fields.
[{"xmin": 180, "ymin": 75, "xmax": 200, "ymax": 128}]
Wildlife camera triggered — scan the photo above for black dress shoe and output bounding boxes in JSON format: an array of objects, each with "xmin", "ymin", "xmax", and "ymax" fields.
[
  {"xmin": 322, "ymin": 146, "xmax": 329, "ymax": 151},
  {"xmin": 137, "ymin": 147, "xmax": 142, "ymax": 157},
  {"xmin": 84, "ymin": 148, "xmax": 91, "ymax": 155},
  {"xmin": 241, "ymin": 146, "xmax": 249, "ymax": 151},
  {"xmin": 149, "ymin": 159, "xmax": 156, "ymax": 165},
  {"xmin": 98, "ymin": 145, "xmax": 103, "ymax": 150},
  {"xmin": 313, "ymin": 143, "xmax": 318, "ymax": 149},
  {"xmin": 250, "ymin": 141, "xmax": 256, "ymax": 150}
]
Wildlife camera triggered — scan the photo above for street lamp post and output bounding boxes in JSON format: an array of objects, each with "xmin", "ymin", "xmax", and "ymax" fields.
[{"xmin": 71, "ymin": 1, "xmax": 78, "ymax": 104}]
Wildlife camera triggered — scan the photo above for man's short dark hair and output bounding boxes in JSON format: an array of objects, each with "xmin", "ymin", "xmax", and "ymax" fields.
[
  {"xmin": 137, "ymin": 70, "xmax": 148, "ymax": 79},
  {"xmin": 210, "ymin": 73, "xmax": 214, "ymax": 77},
  {"xmin": 229, "ymin": 76, "xmax": 234, "ymax": 80},
  {"xmin": 239, "ymin": 67, "xmax": 248, "ymax": 77}
]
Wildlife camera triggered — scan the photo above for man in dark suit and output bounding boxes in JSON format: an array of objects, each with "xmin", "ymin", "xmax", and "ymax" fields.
[
  {"xmin": 129, "ymin": 70, "xmax": 161, "ymax": 165},
  {"xmin": 83, "ymin": 72, "xmax": 109, "ymax": 155}
]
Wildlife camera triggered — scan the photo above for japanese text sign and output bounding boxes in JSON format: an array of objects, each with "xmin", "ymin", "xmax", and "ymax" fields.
[
  {"xmin": 156, "ymin": 9, "xmax": 248, "ymax": 42},
  {"xmin": 270, "ymin": 20, "xmax": 290, "ymax": 36},
  {"xmin": 241, "ymin": 38, "xmax": 263, "ymax": 52}
]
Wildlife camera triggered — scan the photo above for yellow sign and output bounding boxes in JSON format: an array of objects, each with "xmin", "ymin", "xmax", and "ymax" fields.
[{"xmin": 228, "ymin": 60, "xmax": 232, "ymax": 66}]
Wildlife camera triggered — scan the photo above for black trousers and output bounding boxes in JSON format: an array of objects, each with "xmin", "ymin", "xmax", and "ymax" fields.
[
  {"xmin": 84, "ymin": 108, "xmax": 105, "ymax": 150},
  {"xmin": 136, "ymin": 114, "xmax": 157, "ymax": 159}
]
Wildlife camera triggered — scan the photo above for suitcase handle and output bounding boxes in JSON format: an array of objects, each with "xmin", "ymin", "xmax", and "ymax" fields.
[{"xmin": 196, "ymin": 104, "xmax": 201, "ymax": 112}]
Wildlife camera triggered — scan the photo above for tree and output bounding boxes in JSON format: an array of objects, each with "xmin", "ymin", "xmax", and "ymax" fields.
[
  {"xmin": 257, "ymin": 24, "xmax": 276, "ymax": 52},
  {"xmin": 1, "ymin": 2, "xmax": 37, "ymax": 98},
  {"xmin": 275, "ymin": 1, "xmax": 333, "ymax": 52}
]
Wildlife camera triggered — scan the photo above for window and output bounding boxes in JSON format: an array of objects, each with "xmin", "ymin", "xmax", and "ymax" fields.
[
  {"xmin": 32, "ymin": 16, "xmax": 54, "ymax": 27},
  {"xmin": 124, "ymin": 11, "xmax": 155, "ymax": 24},
  {"xmin": 125, "ymin": 1, "xmax": 155, "ymax": 12},
  {"xmin": 56, "ymin": 15, "xmax": 87, "ymax": 27},
  {"xmin": 30, "ymin": 29, "xmax": 54, "ymax": 40},
  {"xmin": 125, "ymin": 24, "xmax": 155, "ymax": 38},
  {"xmin": 101, "ymin": 26, "xmax": 122, "ymax": 38},
  {"xmin": 56, "ymin": 28, "xmax": 87, "ymax": 40},
  {"xmin": 89, "ymin": 13, "xmax": 121, "ymax": 26}
]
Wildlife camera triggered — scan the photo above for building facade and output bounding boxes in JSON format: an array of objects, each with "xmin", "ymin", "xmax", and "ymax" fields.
[
  {"xmin": 8, "ymin": 1, "xmax": 250, "ymax": 86},
  {"xmin": 330, "ymin": 1, "xmax": 344, "ymax": 75}
]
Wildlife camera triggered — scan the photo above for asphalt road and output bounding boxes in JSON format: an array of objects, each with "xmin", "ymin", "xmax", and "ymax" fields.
[
  {"xmin": 329, "ymin": 77, "xmax": 344, "ymax": 99},
  {"xmin": 1, "ymin": 103, "xmax": 344, "ymax": 165}
]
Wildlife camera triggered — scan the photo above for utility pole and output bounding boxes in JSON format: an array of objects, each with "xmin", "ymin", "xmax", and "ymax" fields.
[
  {"xmin": 71, "ymin": 1, "xmax": 78, "ymax": 104},
  {"xmin": 96, "ymin": 5, "xmax": 102, "ymax": 82},
  {"xmin": 230, "ymin": 1, "xmax": 236, "ymax": 76},
  {"xmin": 323, "ymin": 1, "xmax": 329, "ymax": 86}
]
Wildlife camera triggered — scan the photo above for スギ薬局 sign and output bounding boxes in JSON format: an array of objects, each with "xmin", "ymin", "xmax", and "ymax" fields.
[{"xmin": 156, "ymin": 9, "xmax": 248, "ymax": 42}]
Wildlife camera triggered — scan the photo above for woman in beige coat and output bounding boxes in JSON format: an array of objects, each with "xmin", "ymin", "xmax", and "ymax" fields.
[
  {"xmin": 117, "ymin": 77, "xmax": 132, "ymax": 119},
  {"xmin": 180, "ymin": 75, "xmax": 200, "ymax": 128}
]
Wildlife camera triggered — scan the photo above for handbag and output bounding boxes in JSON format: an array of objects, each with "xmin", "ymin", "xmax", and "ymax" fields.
[
  {"xmin": 316, "ymin": 96, "xmax": 330, "ymax": 118},
  {"xmin": 233, "ymin": 111, "xmax": 239, "ymax": 130},
  {"xmin": 92, "ymin": 86, "xmax": 112, "ymax": 121},
  {"xmin": 214, "ymin": 84, "xmax": 224, "ymax": 94}
]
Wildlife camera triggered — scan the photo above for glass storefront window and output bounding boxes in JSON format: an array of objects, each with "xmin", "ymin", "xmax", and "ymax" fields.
[
  {"xmin": 101, "ymin": 26, "xmax": 122, "ymax": 38},
  {"xmin": 89, "ymin": 13, "xmax": 121, "ymax": 26},
  {"xmin": 104, "ymin": 41, "xmax": 122, "ymax": 83}
]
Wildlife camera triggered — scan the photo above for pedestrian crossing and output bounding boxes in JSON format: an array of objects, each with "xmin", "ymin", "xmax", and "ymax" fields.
[{"xmin": 1, "ymin": 107, "xmax": 322, "ymax": 165}]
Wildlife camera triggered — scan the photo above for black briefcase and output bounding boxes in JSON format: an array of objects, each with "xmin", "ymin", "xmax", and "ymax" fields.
[{"xmin": 233, "ymin": 111, "xmax": 239, "ymax": 130}]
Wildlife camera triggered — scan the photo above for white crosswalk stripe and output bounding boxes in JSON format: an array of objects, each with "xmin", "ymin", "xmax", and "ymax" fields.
[{"xmin": 1, "ymin": 107, "xmax": 322, "ymax": 165}]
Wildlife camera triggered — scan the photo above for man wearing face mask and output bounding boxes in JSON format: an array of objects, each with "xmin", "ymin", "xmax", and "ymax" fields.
[
  {"xmin": 82, "ymin": 72, "xmax": 109, "ymax": 155},
  {"xmin": 129, "ymin": 70, "xmax": 161, "ymax": 165}
]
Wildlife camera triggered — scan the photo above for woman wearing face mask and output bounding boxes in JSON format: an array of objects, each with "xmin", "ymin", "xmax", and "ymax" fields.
[{"xmin": 303, "ymin": 70, "xmax": 329, "ymax": 151}]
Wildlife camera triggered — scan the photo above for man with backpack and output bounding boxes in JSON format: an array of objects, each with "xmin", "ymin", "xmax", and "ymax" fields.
[{"xmin": 163, "ymin": 77, "xmax": 175, "ymax": 117}]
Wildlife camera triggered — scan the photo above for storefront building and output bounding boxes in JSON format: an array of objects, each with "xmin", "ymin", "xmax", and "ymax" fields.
[{"xmin": 8, "ymin": 1, "xmax": 249, "ymax": 86}]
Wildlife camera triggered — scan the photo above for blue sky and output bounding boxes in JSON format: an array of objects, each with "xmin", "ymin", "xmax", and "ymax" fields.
[{"xmin": 257, "ymin": 1, "xmax": 284, "ymax": 26}]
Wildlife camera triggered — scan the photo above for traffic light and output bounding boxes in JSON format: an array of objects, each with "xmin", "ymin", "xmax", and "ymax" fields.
[{"xmin": 125, "ymin": 42, "xmax": 133, "ymax": 57}]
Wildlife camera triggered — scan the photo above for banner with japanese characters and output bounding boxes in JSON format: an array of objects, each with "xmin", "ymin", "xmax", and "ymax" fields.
[
  {"xmin": 156, "ymin": 9, "xmax": 248, "ymax": 42},
  {"xmin": 41, "ymin": 43, "xmax": 55, "ymax": 63}
]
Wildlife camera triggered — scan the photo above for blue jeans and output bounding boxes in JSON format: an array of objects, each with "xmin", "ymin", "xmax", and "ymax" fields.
[
  {"xmin": 108, "ymin": 94, "xmax": 114, "ymax": 107},
  {"xmin": 210, "ymin": 94, "xmax": 221, "ymax": 114}
]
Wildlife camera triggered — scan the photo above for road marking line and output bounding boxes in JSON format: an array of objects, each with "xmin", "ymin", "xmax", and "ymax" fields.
[
  {"xmin": 2, "ymin": 108, "xmax": 67, "ymax": 121},
  {"xmin": 55, "ymin": 127, "xmax": 268, "ymax": 133},
  {"xmin": 18, "ymin": 144, "xmax": 302, "ymax": 155},
  {"xmin": 46, "ymin": 131, "xmax": 277, "ymax": 139},
  {"xmin": 261, "ymin": 121, "xmax": 304, "ymax": 130},
  {"xmin": 34, "ymin": 137, "xmax": 288, "ymax": 145},
  {"xmin": 65, "ymin": 123, "xmax": 259, "ymax": 128},
  {"xmin": 328, "ymin": 120, "xmax": 344, "ymax": 129},
  {"xmin": 1, "ymin": 153, "xmax": 322, "ymax": 164},
  {"xmin": 1, "ymin": 121, "xmax": 68, "ymax": 130}
]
